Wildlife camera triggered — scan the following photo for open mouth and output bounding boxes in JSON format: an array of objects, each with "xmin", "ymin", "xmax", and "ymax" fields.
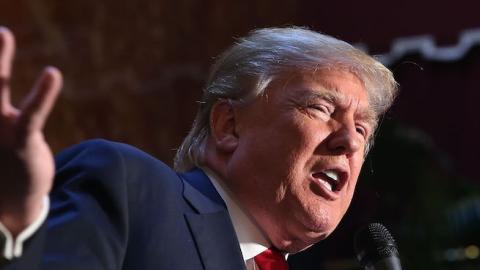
[{"xmin": 312, "ymin": 170, "xmax": 341, "ymax": 192}]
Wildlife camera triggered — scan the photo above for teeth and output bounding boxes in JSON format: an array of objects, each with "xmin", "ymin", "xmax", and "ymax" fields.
[
  {"xmin": 313, "ymin": 170, "xmax": 341, "ymax": 192},
  {"xmin": 323, "ymin": 170, "xmax": 339, "ymax": 182}
]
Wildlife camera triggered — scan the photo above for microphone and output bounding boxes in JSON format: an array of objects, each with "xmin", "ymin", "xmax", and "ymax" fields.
[{"xmin": 354, "ymin": 223, "xmax": 403, "ymax": 270}]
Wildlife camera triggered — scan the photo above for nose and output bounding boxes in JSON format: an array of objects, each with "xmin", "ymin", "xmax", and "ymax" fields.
[{"xmin": 326, "ymin": 121, "xmax": 362, "ymax": 157}]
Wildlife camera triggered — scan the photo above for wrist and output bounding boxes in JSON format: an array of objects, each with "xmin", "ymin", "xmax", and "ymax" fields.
[{"xmin": 0, "ymin": 194, "xmax": 45, "ymax": 237}]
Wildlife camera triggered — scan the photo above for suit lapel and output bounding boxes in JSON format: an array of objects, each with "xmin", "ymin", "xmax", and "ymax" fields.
[{"xmin": 180, "ymin": 169, "xmax": 246, "ymax": 270}]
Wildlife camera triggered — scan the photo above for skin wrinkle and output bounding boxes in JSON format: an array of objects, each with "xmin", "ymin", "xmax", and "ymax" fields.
[
  {"xmin": 268, "ymin": 71, "xmax": 377, "ymax": 140},
  {"xmin": 303, "ymin": 82, "xmax": 377, "ymax": 154},
  {"xmin": 175, "ymin": 28, "xmax": 398, "ymax": 173},
  {"xmin": 300, "ymin": 86, "xmax": 376, "ymax": 136},
  {"xmin": 212, "ymin": 69, "xmax": 369, "ymax": 253},
  {"xmin": 286, "ymin": 84, "xmax": 373, "ymax": 158}
]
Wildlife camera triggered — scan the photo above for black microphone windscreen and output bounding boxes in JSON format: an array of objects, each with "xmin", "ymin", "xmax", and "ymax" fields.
[{"xmin": 354, "ymin": 223, "xmax": 400, "ymax": 269}]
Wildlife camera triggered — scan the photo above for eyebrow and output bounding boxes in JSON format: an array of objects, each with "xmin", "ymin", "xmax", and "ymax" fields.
[{"xmin": 298, "ymin": 88, "xmax": 378, "ymax": 125}]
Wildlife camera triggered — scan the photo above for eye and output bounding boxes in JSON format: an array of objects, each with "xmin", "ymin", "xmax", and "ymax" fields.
[
  {"xmin": 308, "ymin": 103, "xmax": 333, "ymax": 116},
  {"xmin": 355, "ymin": 125, "xmax": 369, "ymax": 139}
]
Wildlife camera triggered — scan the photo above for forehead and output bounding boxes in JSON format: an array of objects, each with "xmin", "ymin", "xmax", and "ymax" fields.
[{"xmin": 270, "ymin": 70, "xmax": 375, "ymax": 118}]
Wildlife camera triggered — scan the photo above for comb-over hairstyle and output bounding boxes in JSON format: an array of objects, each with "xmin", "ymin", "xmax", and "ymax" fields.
[{"xmin": 174, "ymin": 27, "xmax": 398, "ymax": 172}]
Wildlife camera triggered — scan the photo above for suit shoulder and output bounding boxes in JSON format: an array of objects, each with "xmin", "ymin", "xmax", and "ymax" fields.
[
  {"xmin": 56, "ymin": 139, "xmax": 171, "ymax": 171},
  {"xmin": 54, "ymin": 139, "xmax": 179, "ymax": 191}
]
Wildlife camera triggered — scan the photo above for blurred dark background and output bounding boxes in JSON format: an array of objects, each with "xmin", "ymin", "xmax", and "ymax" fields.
[{"xmin": 2, "ymin": 0, "xmax": 480, "ymax": 269}]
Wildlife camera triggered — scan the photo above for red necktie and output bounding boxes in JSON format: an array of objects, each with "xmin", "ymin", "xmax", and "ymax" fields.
[{"xmin": 254, "ymin": 248, "xmax": 289, "ymax": 270}]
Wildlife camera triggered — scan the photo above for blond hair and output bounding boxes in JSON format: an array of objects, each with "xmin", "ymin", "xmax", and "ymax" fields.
[{"xmin": 174, "ymin": 27, "xmax": 398, "ymax": 172}]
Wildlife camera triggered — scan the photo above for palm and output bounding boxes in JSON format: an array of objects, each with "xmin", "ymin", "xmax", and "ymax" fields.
[
  {"xmin": 0, "ymin": 27, "xmax": 62, "ymax": 235},
  {"xmin": 0, "ymin": 114, "xmax": 54, "ymax": 204}
]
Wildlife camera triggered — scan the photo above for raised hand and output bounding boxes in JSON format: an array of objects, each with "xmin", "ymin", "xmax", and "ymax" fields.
[{"xmin": 0, "ymin": 27, "xmax": 62, "ymax": 236}]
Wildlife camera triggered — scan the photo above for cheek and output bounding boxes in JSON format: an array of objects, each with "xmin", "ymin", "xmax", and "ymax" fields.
[
  {"xmin": 283, "ymin": 119, "xmax": 327, "ymax": 164},
  {"xmin": 341, "ymin": 159, "xmax": 363, "ymax": 211},
  {"xmin": 297, "ymin": 118, "xmax": 334, "ymax": 153},
  {"xmin": 249, "ymin": 120, "xmax": 315, "ymax": 174}
]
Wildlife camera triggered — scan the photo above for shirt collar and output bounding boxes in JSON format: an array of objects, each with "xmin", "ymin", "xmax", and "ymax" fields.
[{"xmin": 201, "ymin": 167, "xmax": 270, "ymax": 261}]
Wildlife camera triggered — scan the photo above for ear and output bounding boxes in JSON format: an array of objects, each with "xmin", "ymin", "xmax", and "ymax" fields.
[{"xmin": 209, "ymin": 100, "xmax": 239, "ymax": 153}]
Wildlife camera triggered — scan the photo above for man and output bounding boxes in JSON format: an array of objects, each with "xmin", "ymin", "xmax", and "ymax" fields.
[{"xmin": 0, "ymin": 26, "xmax": 397, "ymax": 269}]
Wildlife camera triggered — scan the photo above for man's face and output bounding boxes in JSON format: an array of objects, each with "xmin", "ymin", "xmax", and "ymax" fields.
[{"xmin": 226, "ymin": 69, "xmax": 375, "ymax": 252}]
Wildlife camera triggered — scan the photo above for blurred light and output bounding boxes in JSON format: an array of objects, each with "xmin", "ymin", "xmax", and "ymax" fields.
[
  {"xmin": 464, "ymin": 245, "xmax": 479, "ymax": 259},
  {"xmin": 445, "ymin": 248, "xmax": 465, "ymax": 262}
]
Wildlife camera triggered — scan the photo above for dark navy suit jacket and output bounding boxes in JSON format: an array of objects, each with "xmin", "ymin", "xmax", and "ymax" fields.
[{"xmin": 2, "ymin": 139, "xmax": 246, "ymax": 270}]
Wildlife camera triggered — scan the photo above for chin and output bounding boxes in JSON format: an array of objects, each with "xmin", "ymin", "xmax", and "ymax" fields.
[
  {"xmin": 304, "ymin": 206, "xmax": 339, "ymax": 232},
  {"xmin": 276, "ymin": 230, "xmax": 329, "ymax": 253},
  {"xmin": 298, "ymin": 211, "xmax": 342, "ymax": 243},
  {"xmin": 276, "ymin": 220, "xmax": 337, "ymax": 253}
]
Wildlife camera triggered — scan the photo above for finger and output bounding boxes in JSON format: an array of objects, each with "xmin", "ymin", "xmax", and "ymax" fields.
[
  {"xmin": 0, "ymin": 27, "xmax": 16, "ymax": 114},
  {"xmin": 18, "ymin": 66, "xmax": 63, "ymax": 133},
  {"xmin": 0, "ymin": 27, "xmax": 15, "ymax": 78}
]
